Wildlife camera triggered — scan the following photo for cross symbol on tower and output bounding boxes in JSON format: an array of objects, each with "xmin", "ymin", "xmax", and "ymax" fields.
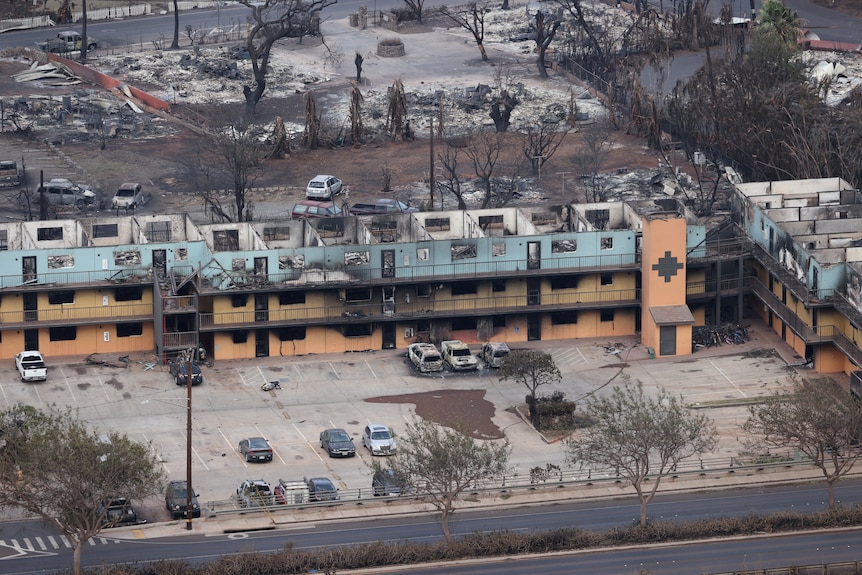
[{"xmin": 652, "ymin": 251, "xmax": 683, "ymax": 283}]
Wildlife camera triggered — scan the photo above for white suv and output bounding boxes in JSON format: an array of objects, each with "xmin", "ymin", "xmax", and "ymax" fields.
[
  {"xmin": 112, "ymin": 182, "xmax": 150, "ymax": 210},
  {"xmin": 306, "ymin": 175, "xmax": 343, "ymax": 200},
  {"xmin": 407, "ymin": 343, "xmax": 443, "ymax": 373},
  {"xmin": 441, "ymin": 340, "xmax": 479, "ymax": 371}
]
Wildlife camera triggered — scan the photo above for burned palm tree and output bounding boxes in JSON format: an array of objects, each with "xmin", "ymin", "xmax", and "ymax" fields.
[
  {"xmin": 303, "ymin": 90, "xmax": 321, "ymax": 149},
  {"xmin": 386, "ymin": 78, "xmax": 408, "ymax": 141},
  {"xmin": 349, "ymin": 80, "xmax": 364, "ymax": 146}
]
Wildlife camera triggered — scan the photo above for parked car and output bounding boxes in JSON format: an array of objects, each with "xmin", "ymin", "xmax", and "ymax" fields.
[
  {"xmin": 349, "ymin": 198, "xmax": 418, "ymax": 215},
  {"xmin": 319, "ymin": 428, "xmax": 356, "ymax": 458},
  {"xmin": 407, "ymin": 342, "xmax": 444, "ymax": 373},
  {"xmin": 305, "ymin": 174, "xmax": 343, "ymax": 200},
  {"xmin": 100, "ymin": 497, "xmax": 142, "ymax": 527},
  {"xmin": 361, "ymin": 423, "xmax": 397, "ymax": 456},
  {"xmin": 291, "ymin": 200, "xmax": 343, "ymax": 219},
  {"xmin": 274, "ymin": 479, "xmax": 310, "ymax": 505},
  {"xmin": 15, "ymin": 350, "xmax": 47, "ymax": 382},
  {"xmin": 164, "ymin": 480, "xmax": 201, "ymax": 520},
  {"xmin": 237, "ymin": 479, "xmax": 273, "ymax": 508},
  {"xmin": 304, "ymin": 476, "xmax": 339, "ymax": 501},
  {"xmin": 169, "ymin": 360, "xmax": 202, "ymax": 386},
  {"xmin": 441, "ymin": 340, "xmax": 479, "ymax": 371},
  {"xmin": 372, "ymin": 468, "xmax": 408, "ymax": 496},
  {"xmin": 481, "ymin": 342, "xmax": 511, "ymax": 368},
  {"xmin": 238, "ymin": 437, "xmax": 273, "ymax": 462},
  {"xmin": 111, "ymin": 182, "xmax": 150, "ymax": 210},
  {"xmin": 39, "ymin": 178, "xmax": 98, "ymax": 208}
]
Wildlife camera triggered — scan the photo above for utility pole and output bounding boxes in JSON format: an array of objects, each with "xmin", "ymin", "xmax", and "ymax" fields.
[
  {"xmin": 185, "ymin": 347, "xmax": 193, "ymax": 530},
  {"xmin": 429, "ymin": 117, "xmax": 435, "ymax": 210}
]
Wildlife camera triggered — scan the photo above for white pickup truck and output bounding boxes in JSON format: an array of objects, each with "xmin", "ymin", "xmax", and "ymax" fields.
[
  {"xmin": 15, "ymin": 351, "xmax": 47, "ymax": 382},
  {"xmin": 441, "ymin": 340, "xmax": 479, "ymax": 371}
]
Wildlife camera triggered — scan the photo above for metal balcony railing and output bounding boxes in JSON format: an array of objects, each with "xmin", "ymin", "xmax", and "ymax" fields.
[
  {"xmin": 204, "ymin": 253, "xmax": 642, "ymax": 292},
  {"xmin": 199, "ymin": 288, "xmax": 641, "ymax": 329},
  {"xmin": 161, "ymin": 331, "xmax": 199, "ymax": 349},
  {"xmin": 0, "ymin": 268, "xmax": 152, "ymax": 290},
  {"xmin": 0, "ymin": 303, "xmax": 153, "ymax": 328}
]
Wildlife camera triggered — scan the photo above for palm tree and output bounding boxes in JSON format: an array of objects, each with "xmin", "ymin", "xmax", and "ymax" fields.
[{"xmin": 758, "ymin": 0, "xmax": 800, "ymax": 45}]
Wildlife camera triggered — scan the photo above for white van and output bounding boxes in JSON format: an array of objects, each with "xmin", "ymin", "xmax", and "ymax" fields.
[{"xmin": 306, "ymin": 175, "xmax": 343, "ymax": 200}]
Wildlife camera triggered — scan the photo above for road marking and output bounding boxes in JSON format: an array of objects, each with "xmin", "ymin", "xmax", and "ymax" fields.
[
  {"xmin": 329, "ymin": 362, "xmax": 341, "ymax": 380},
  {"xmin": 364, "ymin": 359, "xmax": 377, "ymax": 379},
  {"xmin": 708, "ymin": 359, "xmax": 747, "ymax": 398},
  {"xmin": 34, "ymin": 537, "xmax": 47, "ymax": 551}
]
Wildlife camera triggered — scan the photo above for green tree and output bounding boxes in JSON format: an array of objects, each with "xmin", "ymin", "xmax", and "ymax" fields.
[
  {"xmin": 758, "ymin": 0, "xmax": 800, "ymax": 45},
  {"xmin": 566, "ymin": 381, "xmax": 718, "ymax": 526},
  {"xmin": 381, "ymin": 416, "xmax": 511, "ymax": 541},
  {"xmin": 743, "ymin": 379, "xmax": 862, "ymax": 510},
  {"xmin": 497, "ymin": 349, "xmax": 561, "ymax": 427},
  {"xmin": 0, "ymin": 406, "xmax": 165, "ymax": 575}
]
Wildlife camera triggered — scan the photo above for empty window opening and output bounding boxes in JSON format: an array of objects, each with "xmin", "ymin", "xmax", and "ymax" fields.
[
  {"xmin": 49, "ymin": 326, "xmax": 77, "ymax": 341},
  {"xmin": 451, "ymin": 281, "xmax": 478, "ymax": 295},
  {"xmin": 600, "ymin": 309, "xmax": 615, "ymax": 322},
  {"xmin": 553, "ymin": 311, "xmax": 579, "ymax": 325},
  {"xmin": 117, "ymin": 323, "xmax": 143, "ymax": 337},
  {"xmin": 345, "ymin": 288, "xmax": 371, "ymax": 302},
  {"xmin": 551, "ymin": 276, "xmax": 579, "ymax": 290},
  {"xmin": 492, "ymin": 279, "xmax": 506, "ymax": 292},
  {"xmin": 601, "ymin": 273, "xmax": 614, "ymax": 285},
  {"xmin": 37, "ymin": 227, "xmax": 63, "ymax": 241},
  {"xmin": 451, "ymin": 317, "xmax": 477, "ymax": 331},
  {"xmin": 344, "ymin": 323, "xmax": 373, "ymax": 337},
  {"xmin": 93, "ymin": 224, "xmax": 119, "ymax": 238},
  {"xmin": 279, "ymin": 291, "xmax": 306, "ymax": 305},
  {"xmin": 232, "ymin": 294, "xmax": 248, "ymax": 308},
  {"xmin": 278, "ymin": 326, "xmax": 306, "ymax": 340},
  {"xmin": 115, "ymin": 286, "xmax": 143, "ymax": 301},
  {"xmin": 48, "ymin": 291, "xmax": 74, "ymax": 305}
]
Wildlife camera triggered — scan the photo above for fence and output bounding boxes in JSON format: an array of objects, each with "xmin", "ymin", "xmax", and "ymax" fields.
[{"xmin": 202, "ymin": 449, "xmax": 809, "ymax": 518}]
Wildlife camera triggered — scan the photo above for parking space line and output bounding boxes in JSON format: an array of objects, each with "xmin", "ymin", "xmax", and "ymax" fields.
[
  {"xmin": 179, "ymin": 431, "xmax": 210, "ymax": 471},
  {"xmin": 708, "ymin": 359, "xmax": 747, "ymax": 398},
  {"xmin": 364, "ymin": 359, "xmax": 377, "ymax": 379},
  {"xmin": 292, "ymin": 364, "xmax": 305, "ymax": 382},
  {"xmin": 255, "ymin": 425, "xmax": 285, "ymax": 464},
  {"xmin": 217, "ymin": 428, "xmax": 245, "ymax": 467},
  {"xmin": 58, "ymin": 367, "xmax": 76, "ymax": 404},
  {"xmin": 97, "ymin": 373, "xmax": 111, "ymax": 401},
  {"xmin": 0, "ymin": 382, "xmax": 8, "ymax": 408},
  {"xmin": 329, "ymin": 362, "xmax": 341, "ymax": 380}
]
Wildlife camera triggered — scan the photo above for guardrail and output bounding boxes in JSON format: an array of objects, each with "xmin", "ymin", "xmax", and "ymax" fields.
[{"xmin": 204, "ymin": 450, "xmax": 809, "ymax": 518}]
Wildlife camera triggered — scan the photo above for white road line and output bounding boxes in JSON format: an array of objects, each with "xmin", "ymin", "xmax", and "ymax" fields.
[
  {"xmin": 0, "ymin": 381, "xmax": 9, "ymax": 408},
  {"xmin": 364, "ymin": 359, "xmax": 377, "ymax": 379},
  {"xmin": 99, "ymin": 372, "xmax": 111, "ymax": 401},
  {"xmin": 708, "ymin": 359, "xmax": 747, "ymax": 398},
  {"xmin": 34, "ymin": 537, "xmax": 47, "ymax": 551},
  {"xmin": 47, "ymin": 535, "xmax": 60, "ymax": 549},
  {"xmin": 9, "ymin": 539, "xmax": 24, "ymax": 550},
  {"xmin": 329, "ymin": 362, "xmax": 341, "ymax": 380},
  {"xmin": 21, "ymin": 538, "xmax": 33, "ymax": 550},
  {"xmin": 59, "ymin": 367, "xmax": 76, "ymax": 404},
  {"xmin": 293, "ymin": 363, "xmax": 305, "ymax": 382},
  {"xmin": 292, "ymin": 423, "xmax": 308, "ymax": 442},
  {"xmin": 59, "ymin": 535, "xmax": 72, "ymax": 548},
  {"xmin": 255, "ymin": 425, "xmax": 285, "ymax": 464}
]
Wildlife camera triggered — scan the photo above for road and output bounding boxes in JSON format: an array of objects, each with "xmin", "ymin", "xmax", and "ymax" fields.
[{"xmin": 2, "ymin": 479, "xmax": 862, "ymax": 574}]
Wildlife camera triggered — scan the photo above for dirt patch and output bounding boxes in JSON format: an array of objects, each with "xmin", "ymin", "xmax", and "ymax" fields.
[{"xmin": 366, "ymin": 389, "xmax": 503, "ymax": 440}]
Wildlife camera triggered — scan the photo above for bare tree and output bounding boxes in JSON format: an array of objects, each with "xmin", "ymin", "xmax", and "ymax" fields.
[
  {"xmin": 386, "ymin": 78, "xmax": 408, "ymax": 141},
  {"xmin": 237, "ymin": 0, "xmax": 337, "ymax": 117},
  {"xmin": 349, "ymin": 80, "xmax": 363, "ymax": 146},
  {"xmin": 0, "ymin": 406, "xmax": 165, "ymax": 575},
  {"xmin": 743, "ymin": 379, "xmax": 862, "ymax": 510},
  {"xmin": 436, "ymin": 140, "xmax": 466, "ymax": 210},
  {"xmin": 80, "ymin": 0, "xmax": 89, "ymax": 63},
  {"xmin": 533, "ymin": 10, "xmax": 561, "ymax": 79},
  {"xmin": 464, "ymin": 131, "xmax": 502, "ymax": 209},
  {"xmin": 497, "ymin": 350, "xmax": 562, "ymax": 427},
  {"xmin": 520, "ymin": 116, "xmax": 568, "ymax": 176},
  {"xmin": 442, "ymin": 2, "xmax": 490, "ymax": 62},
  {"xmin": 567, "ymin": 381, "xmax": 718, "ymax": 526},
  {"xmin": 303, "ymin": 90, "xmax": 321, "ymax": 149},
  {"xmin": 402, "ymin": 0, "xmax": 426, "ymax": 23},
  {"xmin": 380, "ymin": 415, "xmax": 511, "ymax": 542},
  {"xmin": 186, "ymin": 117, "xmax": 265, "ymax": 222},
  {"xmin": 575, "ymin": 123, "xmax": 616, "ymax": 202}
]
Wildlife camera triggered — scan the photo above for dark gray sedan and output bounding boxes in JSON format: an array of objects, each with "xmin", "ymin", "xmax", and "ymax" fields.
[{"xmin": 319, "ymin": 428, "xmax": 356, "ymax": 458}]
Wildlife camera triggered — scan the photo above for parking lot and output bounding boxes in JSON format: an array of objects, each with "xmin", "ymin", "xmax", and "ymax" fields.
[{"xmin": 0, "ymin": 319, "xmax": 809, "ymax": 522}]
